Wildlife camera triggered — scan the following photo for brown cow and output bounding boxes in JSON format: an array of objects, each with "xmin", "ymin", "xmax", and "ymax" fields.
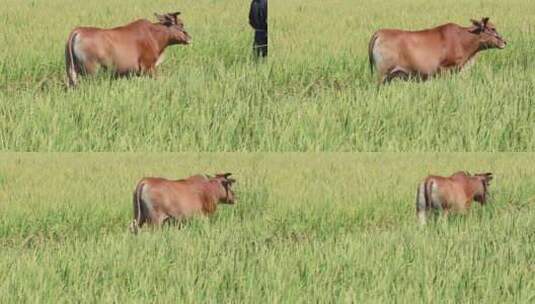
[
  {"xmin": 65, "ymin": 12, "xmax": 191, "ymax": 87},
  {"xmin": 415, "ymin": 171, "xmax": 493, "ymax": 224},
  {"xmin": 129, "ymin": 173, "xmax": 236, "ymax": 234},
  {"xmin": 369, "ymin": 17, "xmax": 506, "ymax": 84}
]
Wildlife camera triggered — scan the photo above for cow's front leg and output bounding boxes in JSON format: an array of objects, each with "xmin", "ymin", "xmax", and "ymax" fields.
[
  {"xmin": 138, "ymin": 63, "xmax": 157, "ymax": 78},
  {"xmin": 80, "ymin": 60, "xmax": 99, "ymax": 76},
  {"xmin": 155, "ymin": 214, "xmax": 170, "ymax": 228},
  {"xmin": 146, "ymin": 65, "xmax": 157, "ymax": 78},
  {"xmin": 138, "ymin": 53, "xmax": 158, "ymax": 78}
]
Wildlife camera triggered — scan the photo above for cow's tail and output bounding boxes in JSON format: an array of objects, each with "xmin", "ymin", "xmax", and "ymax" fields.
[
  {"xmin": 65, "ymin": 30, "xmax": 79, "ymax": 88},
  {"xmin": 129, "ymin": 181, "xmax": 145, "ymax": 234},
  {"xmin": 416, "ymin": 179, "xmax": 432, "ymax": 225},
  {"xmin": 368, "ymin": 31, "xmax": 379, "ymax": 75}
]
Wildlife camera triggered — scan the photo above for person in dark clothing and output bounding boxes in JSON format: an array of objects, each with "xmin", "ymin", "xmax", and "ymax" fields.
[{"xmin": 249, "ymin": 0, "xmax": 267, "ymax": 58}]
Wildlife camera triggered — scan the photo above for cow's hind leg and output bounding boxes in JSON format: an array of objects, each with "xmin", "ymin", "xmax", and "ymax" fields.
[
  {"xmin": 154, "ymin": 214, "xmax": 170, "ymax": 229},
  {"xmin": 162, "ymin": 216, "xmax": 181, "ymax": 229},
  {"xmin": 79, "ymin": 60, "xmax": 98, "ymax": 77}
]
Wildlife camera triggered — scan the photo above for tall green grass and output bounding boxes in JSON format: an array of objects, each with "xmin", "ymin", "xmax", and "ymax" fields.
[
  {"xmin": 0, "ymin": 153, "xmax": 534, "ymax": 302},
  {"xmin": 1, "ymin": 0, "xmax": 534, "ymax": 151}
]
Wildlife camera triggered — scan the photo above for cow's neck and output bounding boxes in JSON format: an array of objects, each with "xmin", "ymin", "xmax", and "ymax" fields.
[
  {"xmin": 459, "ymin": 29, "xmax": 483, "ymax": 64},
  {"xmin": 201, "ymin": 183, "xmax": 219, "ymax": 214},
  {"xmin": 467, "ymin": 178, "xmax": 482, "ymax": 201},
  {"xmin": 151, "ymin": 25, "xmax": 172, "ymax": 54}
]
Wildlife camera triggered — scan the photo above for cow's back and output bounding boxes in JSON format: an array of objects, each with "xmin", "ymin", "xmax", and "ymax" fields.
[
  {"xmin": 104, "ymin": 19, "xmax": 153, "ymax": 41},
  {"xmin": 75, "ymin": 19, "xmax": 152, "ymax": 45}
]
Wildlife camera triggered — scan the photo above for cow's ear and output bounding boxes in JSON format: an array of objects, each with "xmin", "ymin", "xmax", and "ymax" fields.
[
  {"xmin": 476, "ymin": 172, "xmax": 493, "ymax": 182},
  {"xmin": 168, "ymin": 12, "xmax": 181, "ymax": 25},
  {"xmin": 155, "ymin": 13, "xmax": 173, "ymax": 26},
  {"xmin": 155, "ymin": 13, "xmax": 166, "ymax": 23},
  {"xmin": 469, "ymin": 19, "xmax": 483, "ymax": 33},
  {"xmin": 470, "ymin": 19, "xmax": 481, "ymax": 27},
  {"xmin": 216, "ymin": 172, "xmax": 232, "ymax": 179}
]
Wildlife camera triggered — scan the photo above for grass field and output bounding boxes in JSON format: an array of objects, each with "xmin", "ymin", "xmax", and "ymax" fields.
[
  {"xmin": 1, "ymin": 0, "xmax": 534, "ymax": 151},
  {"xmin": 0, "ymin": 153, "xmax": 534, "ymax": 302},
  {"xmin": 1, "ymin": 0, "xmax": 533, "ymax": 302}
]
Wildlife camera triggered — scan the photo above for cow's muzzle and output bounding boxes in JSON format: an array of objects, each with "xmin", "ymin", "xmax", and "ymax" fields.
[{"xmin": 184, "ymin": 33, "xmax": 192, "ymax": 45}]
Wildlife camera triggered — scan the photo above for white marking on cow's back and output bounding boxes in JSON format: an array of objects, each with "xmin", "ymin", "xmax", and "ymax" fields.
[
  {"xmin": 372, "ymin": 36, "xmax": 384, "ymax": 66},
  {"xmin": 141, "ymin": 185, "xmax": 155, "ymax": 215},
  {"xmin": 430, "ymin": 182, "xmax": 443, "ymax": 210},
  {"xmin": 417, "ymin": 182, "xmax": 426, "ymax": 208},
  {"xmin": 72, "ymin": 34, "xmax": 87, "ymax": 63},
  {"xmin": 155, "ymin": 52, "xmax": 165, "ymax": 67}
]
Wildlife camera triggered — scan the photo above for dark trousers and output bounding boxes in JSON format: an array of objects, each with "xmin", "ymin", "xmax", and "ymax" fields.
[{"xmin": 254, "ymin": 30, "xmax": 268, "ymax": 58}]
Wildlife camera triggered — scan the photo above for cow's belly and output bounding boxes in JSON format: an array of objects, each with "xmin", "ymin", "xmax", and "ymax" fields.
[
  {"xmin": 440, "ymin": 185, "xmax": 469, "ymax": 212},
  {"xmin": 430, "ymin": 182, "xmax": 446, "ymax": 210},
  {"xmin": 449, "ymin": 192, "xmax": 470, "ymax": 212},
  {"xmin": 163, "ymin": 196, "xmax": 203, "ymax": 219},
  {"xmin": 110, "ymin": 47, "xmax": 140, "ymax": 73},
  {"xmin": 405, "ymin": 48, "xmax": 442, "ymax": 76}
]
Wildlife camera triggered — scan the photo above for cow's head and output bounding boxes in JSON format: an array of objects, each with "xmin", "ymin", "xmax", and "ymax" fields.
[
  {"xmin": 155, "ymin": 12, "xmax": 192, "ymax": 45},
  {"xmin": 469, "ymin": 17, "xmax": 506, "ymax": 49},
  {"xmin": 473, "ymin": 172, "xmax": 493, "ymax": 204},
  {"xmin": 214, "ymin": 173, "xmax": 236, "ymax": 204}
]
